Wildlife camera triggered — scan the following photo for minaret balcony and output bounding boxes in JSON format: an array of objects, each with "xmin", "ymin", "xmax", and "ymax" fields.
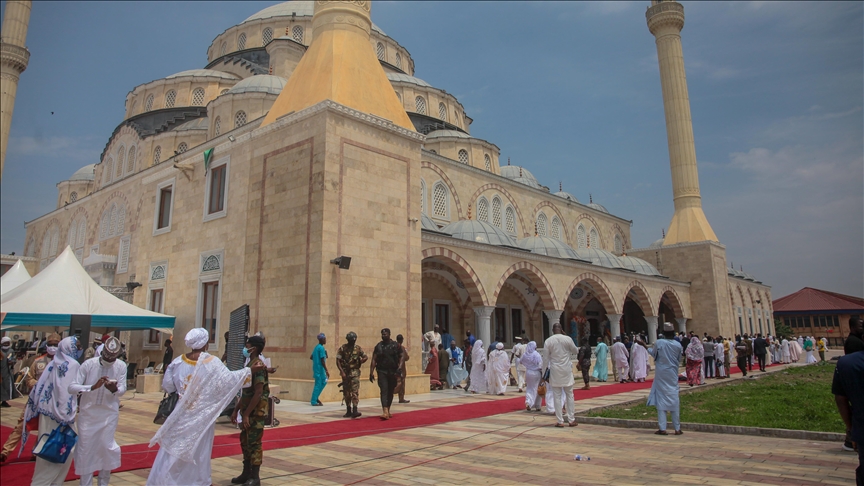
[{"xmin": 0, "ymin": 42, "xmax": 30, "ymax": 72}]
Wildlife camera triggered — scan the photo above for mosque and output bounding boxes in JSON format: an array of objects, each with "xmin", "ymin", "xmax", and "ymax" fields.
[{"xmin": 3, "ymin": 0, "xmax": 772, "ymax": 400}]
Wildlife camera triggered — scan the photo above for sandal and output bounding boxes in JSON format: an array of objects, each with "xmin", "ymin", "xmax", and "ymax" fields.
[
  {"xmin": 555, "ymin": 423, "xmax": 565, "ymax": 428},
  {"xmin": 674, "ymin": 430, "xmax": 683, "ymax": 435},
  {"xmin": 654, "ymin": 430, "xmax": 668, "ymax": 435}
]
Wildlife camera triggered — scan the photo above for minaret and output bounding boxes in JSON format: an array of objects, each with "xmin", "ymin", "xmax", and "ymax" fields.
[
  {"xmin": 646, "ymin": 0, "xmax": 717, "ymax": 245},
  {"xmin": 0, "ymin": 0, "xmax": 32, "ymax": 183}
]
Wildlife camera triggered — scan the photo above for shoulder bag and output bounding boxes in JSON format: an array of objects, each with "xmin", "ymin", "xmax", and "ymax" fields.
[
  {"xmin": 33, "ymin": 424, "xmax": 77, "ymax": 464},
  {"xmin": 153, "ymin": 391, "xmax": 179, "ymax": 424}
]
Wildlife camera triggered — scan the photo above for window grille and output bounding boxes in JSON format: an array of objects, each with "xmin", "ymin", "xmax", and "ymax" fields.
[
  {"xmin": 127, "ymin": 146, "xmax": 136, "ymax": 174},
  {"xmin": 237, "ymin": 33, "xmax": 247, "ymax": 50},
  {"xmin": 108, "ymin": 204, "xmax": 118, "ymax": 237},
  {"xmin": 104, "ymin": 158, "xmax": 114, "ymax": 184},
  {"xmin": 165, "ymin": 90, "xmax": 176, "ymax": 108},
  {"xmin": 177, "ymin": 142, "xmax": 188, "ymax": 154},
  {"xmin": 153, "ymin": 146, "xmax": 162, "ymax": 165},
  {"xmin": 116, "ymin": 205, "xmax": 126, "ymax": 235},
  {"xmin": 551, "ymin": 217, "xmax": 561, "ymax": 240},
  {"xmin": 458, "ymin": 149, "xmax": 469, "ymax": 164},
  {"xmin": 395, "ymin": 53, "xmax": 402, "ymax": 69},
  {"xmin": 536, "ymin": 213, "xmax": 548, "ymax": 237},
  {"xmin": 505, "ymin": 206, "xmax": 516, "ymax": 234},
  {"xmin": 614, "ymin": 234, "xmax": 623, "ymax": 254},
  {"xmin": 49, "ymin": 229, "xmax": 59, "ymax": 256},
  {"xmin": 220, "ymin": 42, "xmax": 227, "ymax": 56},
  {"xmin": 491, "ymin": 197, "xmax": 502, "ymax": 228},
  {"xmin": 484, "ymin": 154, "xmax": 492, "ymax": 171},
  {"xmin": 77, "ymin": 219, "xmax": 86, "ymax": 248},
  {"xmin": 263, "ymin": 28, "xmax": 273, "ymax": 45},
  {"xmin": 191, "ymin": 88, "xmax": 206, "ymax": 106},
  {"xmin": 415, "ymin": 96, "xmax": 426, "ymax": 115},
  {"xmin": 292, "ymin": 25, "xmax": 304, "ymax": 43},
  {"xmin": 438, "ymin": 102, "xmax": 447, "ymax": 120},
  {"xmin": 214, "ymin": 116, "xmax": 221, "ymax": 136},
  {"xmin": 144, "ymin": 95, "xmax": 154, "ymax": 111},
  {"xmin": 577, "ymin": 225, "xmax": 586, "ymax": 248},
  {"xmin": 115, "ymin": 147, "xmax": 125, "ymax": 179},
  {"xmin": 376, "ymin": 42, "xmax": 385, "ymax": 60},
  {"xmin": 41, "ymin": 232, "xmax": 51, "ymax": 259},
  {"xmin": 70, "ymin": 191, "xmax": 78, "ymax": 202},
  {"xmin": 235, "ymin": 110, "xmax": 247, "ymax": 128},
  {"xmin": 477, "ymin": 198, "xmax": 489, "ymax": 223},
  {"xmin": 432, "ymin": 183, "xmax": 447, "ymax": 218},
  {"xmin": 68, "ymin": 223, "xmax": 77, "ymax": 249},
  {"xmin": 590, "ymin": 228, "xmax": 599, "ymax": 248}
]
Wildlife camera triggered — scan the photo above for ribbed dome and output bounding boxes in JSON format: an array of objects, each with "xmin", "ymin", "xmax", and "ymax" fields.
[
  {"xmin": 441, "ymin": 220, "xmax": 518, "ymax": 248},
  {"xmin": 421, "ymin": 213, "xmax": 449, "ymax": 234},
  {"xmin": 227, "ymin": 75, "xmax": 287, "ymax": 95},
  {"xmin": 386, "ymin": 72, "xmax": 431, "ymax": 87},
  {"xmin": 166, "ymin": 69, "xmax": 239, "ymax": 80},
  {"xmin": 554, "ymin": 191, "xmax": 579, "ymax": 203},
  {"xmin": 517, "ymin": 236, "xmax": 583, "ymax": 260},
  {"xmin": 173, "ymin": 117, "xmax": 209, "ymax": 131},
  {"xmin": 574, "ymin": 247, "xmax": 626, "ymax": 270},
  {"xmin": 68, "ymin": 164, "xmax": 95, "ymax": 181},
  {"xmin": 425, "ymin": 130, "xmax": 470, "ymax": 139},
  {"xmin": 649, "ymin": 237, "xmax": 665, "ymax": 249},
  {"xmin": 618, "ymin": 256, "xmax": 662, "ymax": 276},
  {"xmin": 588, "ymin": 202, "xmax": 609, "ymax": 213},
  {"xmin": 243, "ymin": 1, "xmax": 386, "ymax": 35},
  {"xmin": 500, "ymin": 165, "xmax": 542, "ymax": 189}
]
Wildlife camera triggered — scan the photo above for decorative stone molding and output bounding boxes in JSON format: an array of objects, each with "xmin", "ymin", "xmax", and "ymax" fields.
[{"xmin": 0, "ymin": 43, "xmax": 30, "ymax": 72}]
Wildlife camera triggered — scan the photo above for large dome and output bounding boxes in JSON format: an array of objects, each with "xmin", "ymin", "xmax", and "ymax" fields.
[
  {"xmin": 227, "ymin": 75, "xmax": 287, "ymax": 95},
  {"xmin": 68, "ymin": 164, "xmax": 95, "ymax": 181},
  {"xmin": 554, "ymin": 191, "xmax": 579, "ymax": 203},
  {"xmin": 574, "ymin": 247, "xmax": 626, "ymax": 270},
  {"xmin": 243, "ymin": 1, "xmax": 386, "ymax": 35},
  {"xmin": 441, "ymin": 220, "xmax": 518, "ymax": 248},
  {"xmin": 618, "ymin": 255, "xmax": 662, "ymax": 276},
  {"xmin": 166, "ymin": 69, "xmax": 239, "ymax": 80},
  {"xmin": 386, "ymin": 72, "xmax": 431, "ymax": 87},
  {"xmin": 517, "ymin": 236, "xmax": 584, "ymax": 260},
  {"xmin": 500, "ymin": 165, "xmax": 542, "ymax": 189}
]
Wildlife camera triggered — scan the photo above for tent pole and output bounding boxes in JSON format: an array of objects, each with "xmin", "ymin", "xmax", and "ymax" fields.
[{"xmin": 69, "ymin": 314, "xmax": 91, "ymax": 363}]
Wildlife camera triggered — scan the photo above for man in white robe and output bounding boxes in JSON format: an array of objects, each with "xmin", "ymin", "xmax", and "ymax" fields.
[
  {"xmin": 780, "ymin": 337, "xmax": 791, "ymax": 363},
  {"xmin": 630, "ymin": 338, "xmax": 649, "ymax": 382},
  {"xmin": 488, "ymin": 343, "xmax": 510, "ymax": 395},
  {"xmin": 147, "ymin": 329, "xmax": 260, "ymax": 486},
  {"xmin": 69, "ymin": 337, "xmax": 127, "ymax": 486},
  {"xmin": 511, "ymin": 338, "xmax": 526, "ymax": 392},
  {"xmin": 610, "ymin": 337, "xmax": 630, "ymax": 383},
  {"xmin": 467, "ymin": 340, "xmax": 487, "ymax": 394},
  {"xmin": 542, "ymin": 323, "xmax": 579, "ymax": 427}
]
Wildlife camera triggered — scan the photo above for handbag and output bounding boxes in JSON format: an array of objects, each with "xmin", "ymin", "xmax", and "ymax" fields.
[
  {"xmin": 33, "ymin": 424, "xmax": 77, "ymax": 464},
  {"xmin": 153, "ymin": 391, "xmax": 179, "ymax": 424},
  {"xmin": 537, "ymin": 382, "xmax": 547, "ymax": 396}
]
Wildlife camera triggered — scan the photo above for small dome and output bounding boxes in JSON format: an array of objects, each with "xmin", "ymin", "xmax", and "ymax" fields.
[
  {"xmin": 68, "ymin": 164, "xmax": 95, "ymax": 181},
  {"xmin": 648, "ymin": 237, "xmax": 665, "ymax": 249},
  {"xmin": 173, "ymin": 117, "xmax": 209, "ymax": 132},
  {"xmin": 554, "ymin": 191, "xmax": 579, "ymax": 203},
  {"xmin": 618, "ymin": 255, "xmax": 662, "ymax": 276},
  {"xmin": 166, "ymin": 69, "xmax": 239, "ymax": 80},
  {"xmin": 227, "ymin": 75, "xmax": 287, "ymax": 95},
  {"xmin": 500, "ymin": 165, "xmax": 542, "ymax": 189},
  {"xmin": 440, "ymin": 220, "xmax": 518, "ymax": 248},
  {"xmin": 420, "ymin": 213, "xmax": 449, "ymax": 235},
  {"xmin": 386, "ymin": 72, "xmax": 431, "ymax": 87},
  {"xmin": 243, "ymin": 1, "xmax": 386, "ymax": 35},
  {"xmin": 425, "ymin": 130, "xmax": 470, "ymax": 139},
  {"xmin": 574, "ymin": 247, "xmax": 626, "ymax": 270},
  {"xmin": 517, "ymin": 236, "xmax": 583, "ymax": 260},
  {"xmin": 588, "ymin": 202, "xmax": 609, "ymax": 213}
]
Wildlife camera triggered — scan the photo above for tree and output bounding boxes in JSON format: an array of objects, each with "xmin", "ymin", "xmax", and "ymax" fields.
[{"xmin": 774, "ymin": 319, "xmax": 793, "ymax": 338}]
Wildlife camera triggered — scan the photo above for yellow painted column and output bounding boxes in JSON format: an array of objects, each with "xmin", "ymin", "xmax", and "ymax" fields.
[
  {"xmin": 646, "ymin": 1, "xmax": 717, "ymax": 245},
  {"xmin": 0, "ymin": 0, "xmax": 32, "ymax": 183}
]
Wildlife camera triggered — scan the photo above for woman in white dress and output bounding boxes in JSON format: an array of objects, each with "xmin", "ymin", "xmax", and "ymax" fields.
[
  {"xmin": 521, "ymin": 342, "xmax": 543, "ymax": 411},
  {"xmin": 467, "ymin": 340, "xmax": 487, "ymax": 394}
]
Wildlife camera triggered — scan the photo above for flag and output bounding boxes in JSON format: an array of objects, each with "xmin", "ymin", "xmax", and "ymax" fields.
[{"xmin": 203, "ymin": 148, "xmax": 214, "ymax": 174}]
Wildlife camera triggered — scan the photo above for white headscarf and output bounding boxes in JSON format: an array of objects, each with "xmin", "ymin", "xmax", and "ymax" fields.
[
  {"xmin": 22, "ymin": 336, "xmax": 81, "ymax": 452},
  {"xmin": 520, "ymin": 341, "xmax": 542, "ymax": 370},
  {"xmin": 472, "ymin": 339, "xmax": 486, "ymax": 365},
  {"xmin": 185, "ymin": 328, "xmax": 210, "ymax": 349}
]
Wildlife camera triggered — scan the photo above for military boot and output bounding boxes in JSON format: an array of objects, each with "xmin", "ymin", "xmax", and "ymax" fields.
[
  {"xmin": 243, "ymin": 465, "xmax": 261, "ymax": 486},
  {"xmin": 231, "ymin": 459, "xmax": 250, "ymax": 484},
  {"xmin": 351, "ymin": 404, "xmax": 362, "ymax": 418},
  {"xmin": 343, "ymin": 404, "xmax": 352, "ymax": 418}
]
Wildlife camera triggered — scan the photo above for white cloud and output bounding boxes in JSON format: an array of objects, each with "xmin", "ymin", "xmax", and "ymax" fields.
[{"xmin": 7, "ymin": 135, "xmax": 101, "ymax": 161}]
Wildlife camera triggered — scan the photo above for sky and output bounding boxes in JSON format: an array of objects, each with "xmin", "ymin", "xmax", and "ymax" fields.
[{"xmin": 1, "ymin": 1, "xmax": 861, "ymax": 299}]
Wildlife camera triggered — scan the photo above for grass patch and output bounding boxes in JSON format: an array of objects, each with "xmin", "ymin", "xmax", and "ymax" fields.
[{"xmin": 588, "ymin": 364, "xmax": 845, "ymax": 433}]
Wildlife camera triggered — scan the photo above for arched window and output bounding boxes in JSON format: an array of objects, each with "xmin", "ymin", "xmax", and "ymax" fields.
[
  {"xmin": 484, "ymin": 154, "xmax": 492, "ymax": 171},
  {"xmin": 70, "ymin": 191, "xmax": 78, "ymax": 202},
  {"xmin": 505, "ymin": 206, "xmax": 516, "ymax": 234},
  {"xmin": 577, "ymin": 224, "xmax": 586, "ymax": 249},
  {"xmin": 68, "ymin": 221, "xmax": 77, "ymax": 249},
  {"xmin": 551, "ymin": 216, "xmax": 562, "ymax": 240},
  {"xmin": 115, "ymin": 146, "xmax": 125, "ymax": 179},
  {"xmin": 420, "ymin": 179, "xmax": 427, "ymax": 214},
  {"xmin": 177, "ymin": 142, "xmax": 188, "ymax": 154},
  {"xmin": 292, "ymin": 25, "xmax": 304, "ymax": 43},
  {"xmin": 220, "ymin": 42, "xmax": 227, "ymax": 56},
  {"xmin": 100, "ymin": 205, "xmax": 111, "ymax": 240},
  {"xmin": 108, "ymin": 204, "xmax": 118, "ymax": 236},
  {"xmin": 191, "ymin": 88, "xmax": 206, "ymax": 106},
  {"xmin": 50, "ymin": 228, "xmax": 59, "ymax": 256},
  {"xmin": 40, "ymin": 231, "xmax": 51, "ymax": 259},
  {"xmin": 130, "ymin": 100, "xmax": 137, "ymax": 116},
  {"xmin": 262, "ymin": 27, "xmax": 273, "ymax": 45},
  {"xmin": 116, "ymin": 204, "xmax": 126, "ymax": 235},
  {"xmin": 376, "ymin": 42, "xmax": 385, "ymax": 60},
  {"xmin": 25, "ymin": 237, "xmax": 35, "ymax": 257},
  {"xmin": 69, "ymin": 218, "xmax": 86, "ymax": 249},
  {"xmin": 153, "ymin": 146, "xmax": 162, "ymax": 165},
  {"xmin": 477, "ymin": 197, "xmax": 489, "ymax": 223},
  {"xmin": 165, "ymin": 90, "xmax": 177, "ymax": 108},
  {"xmin": 395, "ymin": 52, "xmax": 402, "ymax": 69},
  {"xmin": 589, "ymin": 228, "xmax": 599, "ymax": 248},
  {"xmin": 237, "ymin": 33, "xmax": 247, "ymax": 50},
  {"xmin": 144, "ymin": 95, "xmax": 154, "ymax": 111},
  {"xmin": 126, "ymin": 146, "xmax": 136, "ymax": 174},
  {"xmin": 220, "ymin": 88, "xmax": 229, "ymax": 95},
  {"xmin": 104, "ymin": 158, "xmax": 114, "ymax": 184},
  {"xmin": 438, "ymin": 102, "xmax": 447, "ymax": 120},
  {"xmin": 214, "ymin": 116, "xmax": 221, "ymax": 136},
  {"xmin": 458, "ymin": 149, "xmax": 469, "ymax": 164},
  {"xmin": 491, "ymin": 196, "xmax": 502, "ymax": 228},
  {"xmin": 77, "ymin": 219, "xmax": 86, "ymax": 248},
  {"xmin": 432, "ymin": 182, "xmax": 448, "ymax": 219},
  {"xmin": 415, "ymin": 96, "xmax": 426, "ymax": 115},
  {"xmin": 235, "ymin": 110, "xmax": 247, "ymax": 128},
  {"xmin": 614, "ymin": 234, "xmax": 623, "ymax": 254},
  {"xmin": 536, "ymin": 213, "xmax": 548, "ymax": 236}
]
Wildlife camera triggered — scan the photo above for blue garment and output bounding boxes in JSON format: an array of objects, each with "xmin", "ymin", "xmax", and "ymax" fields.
[
  {"xmin": 832, "ymin": 351, "xmax": 864, "ymax": 443},
  {"xmin": 468, "ymin": 335, "xmax": 476, "ymax": 346},
  {"xmin": 311, "ymin": 344, "xmax": 328, "ymax": 404},
  {"xmin": 647, "ymin": 338, "xmax": 683, "ymax": 412},
  {"xmin": 441, "ymin": 333, "xmax": 454, "ymax": 352},
  {"xmin": 592, "ymin": 342, "xmax": 609, "ymax": 382},
  {"xmin": 446, "ymin": 347, "xmax": 468, "ymax": 386},
  {"xmin": 569, "ymin": 320, "xmax": 579, "ymax": 347}
]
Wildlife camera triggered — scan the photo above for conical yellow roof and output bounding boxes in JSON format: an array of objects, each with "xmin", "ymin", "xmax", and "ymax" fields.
[{"xmin": 261, "ymin": 1, "xmax": 413, "ymax": 130}]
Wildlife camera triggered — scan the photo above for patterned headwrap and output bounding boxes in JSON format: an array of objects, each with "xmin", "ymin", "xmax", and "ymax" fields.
[
  {"xmin": 185, "ymin": 328, "xmax": 210, "ymax": 349},
  {"xmin": 101, "ymin": 336, "xmax": 122, "ymax": 360},
  {"xmin": 317, "ymin": 333, "xmax": 326, "ymax": 340}
]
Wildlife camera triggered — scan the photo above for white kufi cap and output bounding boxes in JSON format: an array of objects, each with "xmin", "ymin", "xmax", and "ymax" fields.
[{"xmin": 185, "ymin": 328, "xmax": 210, "ymax": 349}]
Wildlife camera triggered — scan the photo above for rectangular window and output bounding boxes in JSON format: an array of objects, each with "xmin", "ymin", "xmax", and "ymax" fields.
[
  {"xmin": 511, "ymin": 308, "xmax": 523, "ymax": 341},
  {"xmin": 818, "ymin": 316, "xmax": 827, "ymax": 327},
  {"xmin": 832, "ymin": 315, "xmax": 839, "ymax": 327},
  {"xmin": 158, "ymin": 186, "xmax": 172, "ymax": 229},
  {"xmin": 208, "ymin": 165, "xmax": 226, "ymax": 214},
  {"xmin": 148, "ymin": 289, "xmax": 164, "ymax": 345},
  {"xmin": 493, "ymin": 307, "xmax": 507, "ymax": 343},
  {"xmin": 117, "ymin": 236, "xmax": 131, "ymax": 274},
  {"xmin": 202, "ymin": 281, "xmax": 219, "ymax": 344},
  {"xmin": 738, "ymin": 316, "xmax": 744, "ymax": 334},
  {"xmin": 434, "ymin": 303, "xmax": 450, "ymax": 334}
]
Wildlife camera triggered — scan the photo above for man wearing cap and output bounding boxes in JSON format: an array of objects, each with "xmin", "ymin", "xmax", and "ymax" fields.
[
  {"xmin": 336, "ymin": 332, "xmax": 368, "ymax": 419},
  {"xmin": 69, "ymin": 336, "xmax": 128, "ymax": 485},
  {"xmin": 83, "ymin": 337, "xmax": 101, "ymax": 361},
  {"xmin": 511, "ymin": 337, "xmax": 526, "ymax": 392},
  {"xmin": 647, "ymin": 322, "xmax": 684, "ymax": 435},
  {"xmin": 310, "ymin": 333, "xmax": 329, "ymax": 406},
  {"xmin": 230, "ymin": 335, "xmax": 269, "ymax": 486}
]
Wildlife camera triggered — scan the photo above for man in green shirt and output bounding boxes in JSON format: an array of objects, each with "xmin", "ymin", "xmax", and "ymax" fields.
[{"xmin": 310, "ymin": 333, "xmax": 329, "ymax": 406}]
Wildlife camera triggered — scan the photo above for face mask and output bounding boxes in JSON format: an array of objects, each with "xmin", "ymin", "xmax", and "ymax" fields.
[
  {"xmin": 242, "ymin": 348, "xmax": 251, "ymax": 358},
  {"xmin": 46, "ymin": 346, "xmax": 58, "ymax": 356},
  {"xmin": 0, "ymin": 346, "xmax": 10, "ymax": 352},
  {"xmin": 73, "ymin": 348, "xmax": 84, "ymax": 360}
]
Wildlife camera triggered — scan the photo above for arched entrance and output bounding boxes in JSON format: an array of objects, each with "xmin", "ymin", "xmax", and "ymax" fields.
[
  {"xmin": 491, "ymin": 262, "xmax": 557, "ymax": 346},
  {"xmin": 564, "ymin": 273, "xmax": 617, "ymax": 346},
  {"xmin": 658, "ymin": 287, "xmax": 684, "ymax": 332},
  {"xmin": 421, "ymin": 248, "xmax": 488, "ymax": 349}
]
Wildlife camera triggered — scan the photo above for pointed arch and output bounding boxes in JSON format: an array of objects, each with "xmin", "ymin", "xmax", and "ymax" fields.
[
  {"xmin": 467, "ymin": 183, "xmax": 526, "ymax": 235},
  {"xmin": 493, "ymin": 261, "xmax": 558, "ymax": 311},
  {"xmin": 660, "ymin": 286, "xmax": 686, "ymax": 319},
  {"xmin": 562, "ymin": 272, "xmax": 617, "ymax": 315},
  {"xmin": 422, "ymin": 161, "xmax": 463, "ymax": 219},
  {"xmin": 533, "ymin": 201, "xmax": 571, "ymax": 243},
  {"xmin": 623, "ymin": 280, "xmax": 653, "ymax": 316},
  {"xmin": 573, "ymin": 213, "xmax": 606, "ymax": 249},
  {"xmin": 422, "ymin": 247, "xmax": 489, "ymax": 306}
]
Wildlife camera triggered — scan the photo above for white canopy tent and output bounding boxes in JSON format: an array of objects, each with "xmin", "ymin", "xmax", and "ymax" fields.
[
  {"xmin": 0, "ymin": 259, "xmax": 31, "ymax": 295},
  {"xmin": 1, "ymin": 246, "xmax": 175, "ymax": 332}
]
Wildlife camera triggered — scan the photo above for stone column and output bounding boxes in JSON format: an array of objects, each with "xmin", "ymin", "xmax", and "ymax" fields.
[
  {"xmin": 0, "ymin": 1, "xmax": 32, "ymax": 182},
  {"xmin": 543, "ymin": 310, "xmax": 563, "ymax": 338},
  {"xmin": 675, "ymin": 317, "xmax": 688, "ymax": 334},
  {"xmin": 606, "ymin": 314, "xmax": 623, "ymax": 339},
  {"xmin": 645, "ymin": 316, "xmax": 659, "ymax": 344},
  {"xmin": 473, "ymin": 306, "xmax": 495, "ymax": 345}
]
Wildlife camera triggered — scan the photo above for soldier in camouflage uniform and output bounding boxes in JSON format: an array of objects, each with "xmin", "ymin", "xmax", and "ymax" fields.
[
  {"xmin": 232, "ymin": 335, "xmax": 269, "ymax": 486},
  {"xmin": 336, "ymin": 332, "xmax": 368, "ymax": 419}
]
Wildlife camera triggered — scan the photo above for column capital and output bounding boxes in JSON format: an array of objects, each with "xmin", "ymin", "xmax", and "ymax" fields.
[
  {"xmin": 473, "ymin": 306, "xmax": 495, "ymax": 318},
  {"xmin": 543, "ymin": 309, "xmax": 564, "ymax": 321},
  {"xmin": 644, "ymin": 316, "xmax": 659, "ymax": 344},
  {"xmin": 675, "ymin": 317, "xmax": 688, "ymax": 334},
  {"xmin": 606, "ymin": 314, "xmax": 623, "ymax": 339}
]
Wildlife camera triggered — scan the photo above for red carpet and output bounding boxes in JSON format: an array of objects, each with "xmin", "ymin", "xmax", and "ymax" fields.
[{"xmin": 0, "ymin": 380, "xmax": 654, "ymax": 484}]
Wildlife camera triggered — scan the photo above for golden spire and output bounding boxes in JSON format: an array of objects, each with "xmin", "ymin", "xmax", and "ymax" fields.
[{"xmin": 260, "ymin": 1, "xmax": 413, "ymax": 130}]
